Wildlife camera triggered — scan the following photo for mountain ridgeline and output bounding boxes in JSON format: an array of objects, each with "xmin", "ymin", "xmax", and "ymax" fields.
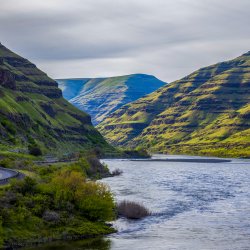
[
  {"xmin": 0, "ymin": 43, "xmax": 112, "ymax": 155},
  {"xmin": 98, "ymin": 52, "xmax": 250, "ymax": 158},
  {"xmin": 57, "ymin": 74, "xmax": 165, "ymax": 125}
]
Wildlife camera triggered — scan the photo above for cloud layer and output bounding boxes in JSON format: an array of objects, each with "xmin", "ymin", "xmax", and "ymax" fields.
[{"xmin": 1, "ymin": 0, "xmax": 250, "ymax": 82}]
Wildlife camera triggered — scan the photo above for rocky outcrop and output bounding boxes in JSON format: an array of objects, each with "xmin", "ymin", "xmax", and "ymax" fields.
[
  {"xmin": 0, "ymin": 43, "xmax": 61, "ymax": 98},
  {"xmin": 0, "ymin": 68, "xmax": 16, "ymax": 89}
]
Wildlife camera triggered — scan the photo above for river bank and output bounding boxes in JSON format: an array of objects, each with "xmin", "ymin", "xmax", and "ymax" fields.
[
  {"xmin": 0, "ymin": 156, "xmax": 116, "ymax": 249},
  {"xmin": 2, "ymin": 155, "xmax": 250, "ymax": 249}
]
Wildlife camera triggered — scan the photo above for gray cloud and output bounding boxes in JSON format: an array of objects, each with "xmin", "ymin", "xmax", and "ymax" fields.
[{"xmin": 0, "ymin": 0, "xmax": 250, "ymax": 82}]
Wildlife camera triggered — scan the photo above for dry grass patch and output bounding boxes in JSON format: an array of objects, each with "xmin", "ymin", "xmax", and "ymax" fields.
[{"xmin": 117, "ymin": 200, "xmax": 151, "ymax": 219}]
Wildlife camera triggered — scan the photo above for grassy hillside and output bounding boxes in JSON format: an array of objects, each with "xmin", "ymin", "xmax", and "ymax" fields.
[
  {"xmin": 0, "ymin": 43, "xmax": 112, "ymax": 156},
  {"xmin": 98, "ymin": 52, "xmax": 250, "ymax": 158},
  {"xmin": 57, "ymin": 74, "xmax": 165, "ymax": 125}
]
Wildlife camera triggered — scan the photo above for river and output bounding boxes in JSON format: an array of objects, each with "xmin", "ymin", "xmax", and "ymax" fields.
[{"xmin": 25, "ymin": 155, "xmax": 250, "ymax": 250}]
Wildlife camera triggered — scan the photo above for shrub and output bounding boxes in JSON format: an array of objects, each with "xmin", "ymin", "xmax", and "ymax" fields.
[
  {"xmin": 43, "ymin": 210, "xmax": 60, "ymax": 224},
  {"xmin": 0, "ymin": 190, "xmax": 18, "ymax": 210},
  {"xmin": 0, "ymin": 158, "xmax": 13, "ymax": 168},
  {"xmin": 11, "ymin": 177, "xmax": 37, "ymax": 195},
  {"xmin": 123, "ymin": 148, "xmax": 150, "ymax": 158},
  {"xmin": 78, "ymin": 157, "xmax": 91, "ymax": 174},
  {"xmin": 29, "ymin": 194, "xmax": 51, "ymax": 216},
  {"xmin": 50, "ymin": 169, "xmax": 86, "ymax": 205},
  {"xmin": 111, "ymin": 168, "xmax": 123, "ymax": 176},
  {"xmin": 77, "ymin": 182, "xmax": 115, "ymax": 221},
  {"xmin": 49, "ymin": 168, "xmax": 115, "ymax": 221},
  {"xmin": 117, "ymin": 200, "xmax": 151, "ymax": 219},
  {"xmin": 85, "ymin": 157, "xmax": 110, "ymax": 178},
  {"xmin": 28, "ymin": 145, "xmax": 42, "ymax": 156}
]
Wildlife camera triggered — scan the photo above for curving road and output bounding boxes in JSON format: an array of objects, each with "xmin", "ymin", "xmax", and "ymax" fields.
[{"xmin": 0, "ymin": 167, "xmax": 19, "ymax": 184}]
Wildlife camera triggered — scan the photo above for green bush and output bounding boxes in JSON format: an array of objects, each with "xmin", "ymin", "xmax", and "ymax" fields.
[
  {"xmin": 77, "ymin": 182, "xmax": 115, "ymax": 221},
  {"xmin": 78, "ymin": 157, "xmax": 91, "ymax": 174},
  {"xmin": 11, "ymin": 176, "xmax": 37, "ymax": 195},
  {"xmin": 0, "ymin": 158, "xmax": 13, "ymax": 168},
  {"xmin": 49, "ymin": 168, "xmax": 114, "ymax": 221},
  {"xmin": 28, "ymin": 145, "xmax": 42, "ymax": 156},
  {"xmin": 0, "ymin": 159, "xmax": 115, "ymax": 246}
]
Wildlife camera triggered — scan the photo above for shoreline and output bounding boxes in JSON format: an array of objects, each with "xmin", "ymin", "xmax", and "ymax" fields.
[
  {"xmin": 3, "ymin": 230, "xmax": 115, "ymax": 250},
  {"xmin": 130, "ymin": 158, "xmax": 232, "ymax": 163}
]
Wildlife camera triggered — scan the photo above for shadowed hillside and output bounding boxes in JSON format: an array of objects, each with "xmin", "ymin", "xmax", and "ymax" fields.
[
  {"xmin": 0, "ymin": 43, "xmax": 112, "ymax": 156},
  {"xmin": 57, "ymin": 74, "xmax": 166, "ymax": 125}
]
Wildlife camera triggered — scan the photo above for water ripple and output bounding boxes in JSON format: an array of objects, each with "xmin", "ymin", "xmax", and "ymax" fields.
[{"xmin": 102, "ymin": 156, "xmax": 250, "ymax": 250}]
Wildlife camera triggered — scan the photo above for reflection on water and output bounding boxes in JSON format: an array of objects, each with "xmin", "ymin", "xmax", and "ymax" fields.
[{"xmin": 23, "ymin": 237, "xmax": 111, "ymax": 250}]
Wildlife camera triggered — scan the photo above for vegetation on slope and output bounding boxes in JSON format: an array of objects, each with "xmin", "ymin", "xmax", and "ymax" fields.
[
  {"xmin": 98, "ymin": 52, "xmax": 250, "ymax": 158},
  {"xmin": 0, "ymin": 155, "xmax": 115, "ymax": 248},
  {"xmin": 57, "ymin": 74, "xmax": 165, "ymax": 125},
  {"xmin": 0, "ymin": 43, "xmax": 113, "ymax": 156}
]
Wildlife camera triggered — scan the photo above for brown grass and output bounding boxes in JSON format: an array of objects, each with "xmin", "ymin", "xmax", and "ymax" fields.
[
  {"xmin": 117, "ymin": 200, "xmax": 151, "ymax": 219},
  {"xmin": 111, "ymin": 168, "xmax": 123, "ymax": 176}
]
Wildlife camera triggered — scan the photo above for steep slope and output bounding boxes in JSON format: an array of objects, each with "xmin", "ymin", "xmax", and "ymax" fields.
[
  {"xmin": 57, "ymin": 74, "xmax": 165, "ymax": 125},
  {"xmin": 0, "ymin": 43, "xmax": 112, "ymax": 155},
  {"xmin": 98, "ymin": 52, "xmax": 250, "ymax": 157}
]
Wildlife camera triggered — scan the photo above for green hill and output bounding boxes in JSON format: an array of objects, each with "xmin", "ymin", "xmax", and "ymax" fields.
[
  {"xmin": 57, "ymin": 74, "xmax": 165, "ymax": 125},
  {"xmin": 98, "ymin": 52, "xmax": 250, "ymax": 158},
  {"xmin": 0, "ymin": 43, "xmax": 112, "ymax": 156}
]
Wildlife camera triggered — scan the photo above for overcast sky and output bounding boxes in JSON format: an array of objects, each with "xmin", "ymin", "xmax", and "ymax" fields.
[{"xmin": 1, "ymin": 0, "xmax": 250, "ymax": 82}]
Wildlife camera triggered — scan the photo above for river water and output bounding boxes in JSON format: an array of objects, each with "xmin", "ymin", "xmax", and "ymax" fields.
[
  {"xmin": 101, "ymin": 155, "xmax": 250, "ymax": 250},
  {"xmin": 25, "ymin": 155, "xmax": 250, "ymax": 250}
]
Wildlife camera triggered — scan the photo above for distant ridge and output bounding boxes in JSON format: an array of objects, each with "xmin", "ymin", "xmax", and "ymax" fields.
[
  {"xmin": 57, "ymin": 74, "xmax": 166, "ymax": 125},
  {"xmin": 98, "ymin": 52, "xmax": 250, "ymax": 158}
]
